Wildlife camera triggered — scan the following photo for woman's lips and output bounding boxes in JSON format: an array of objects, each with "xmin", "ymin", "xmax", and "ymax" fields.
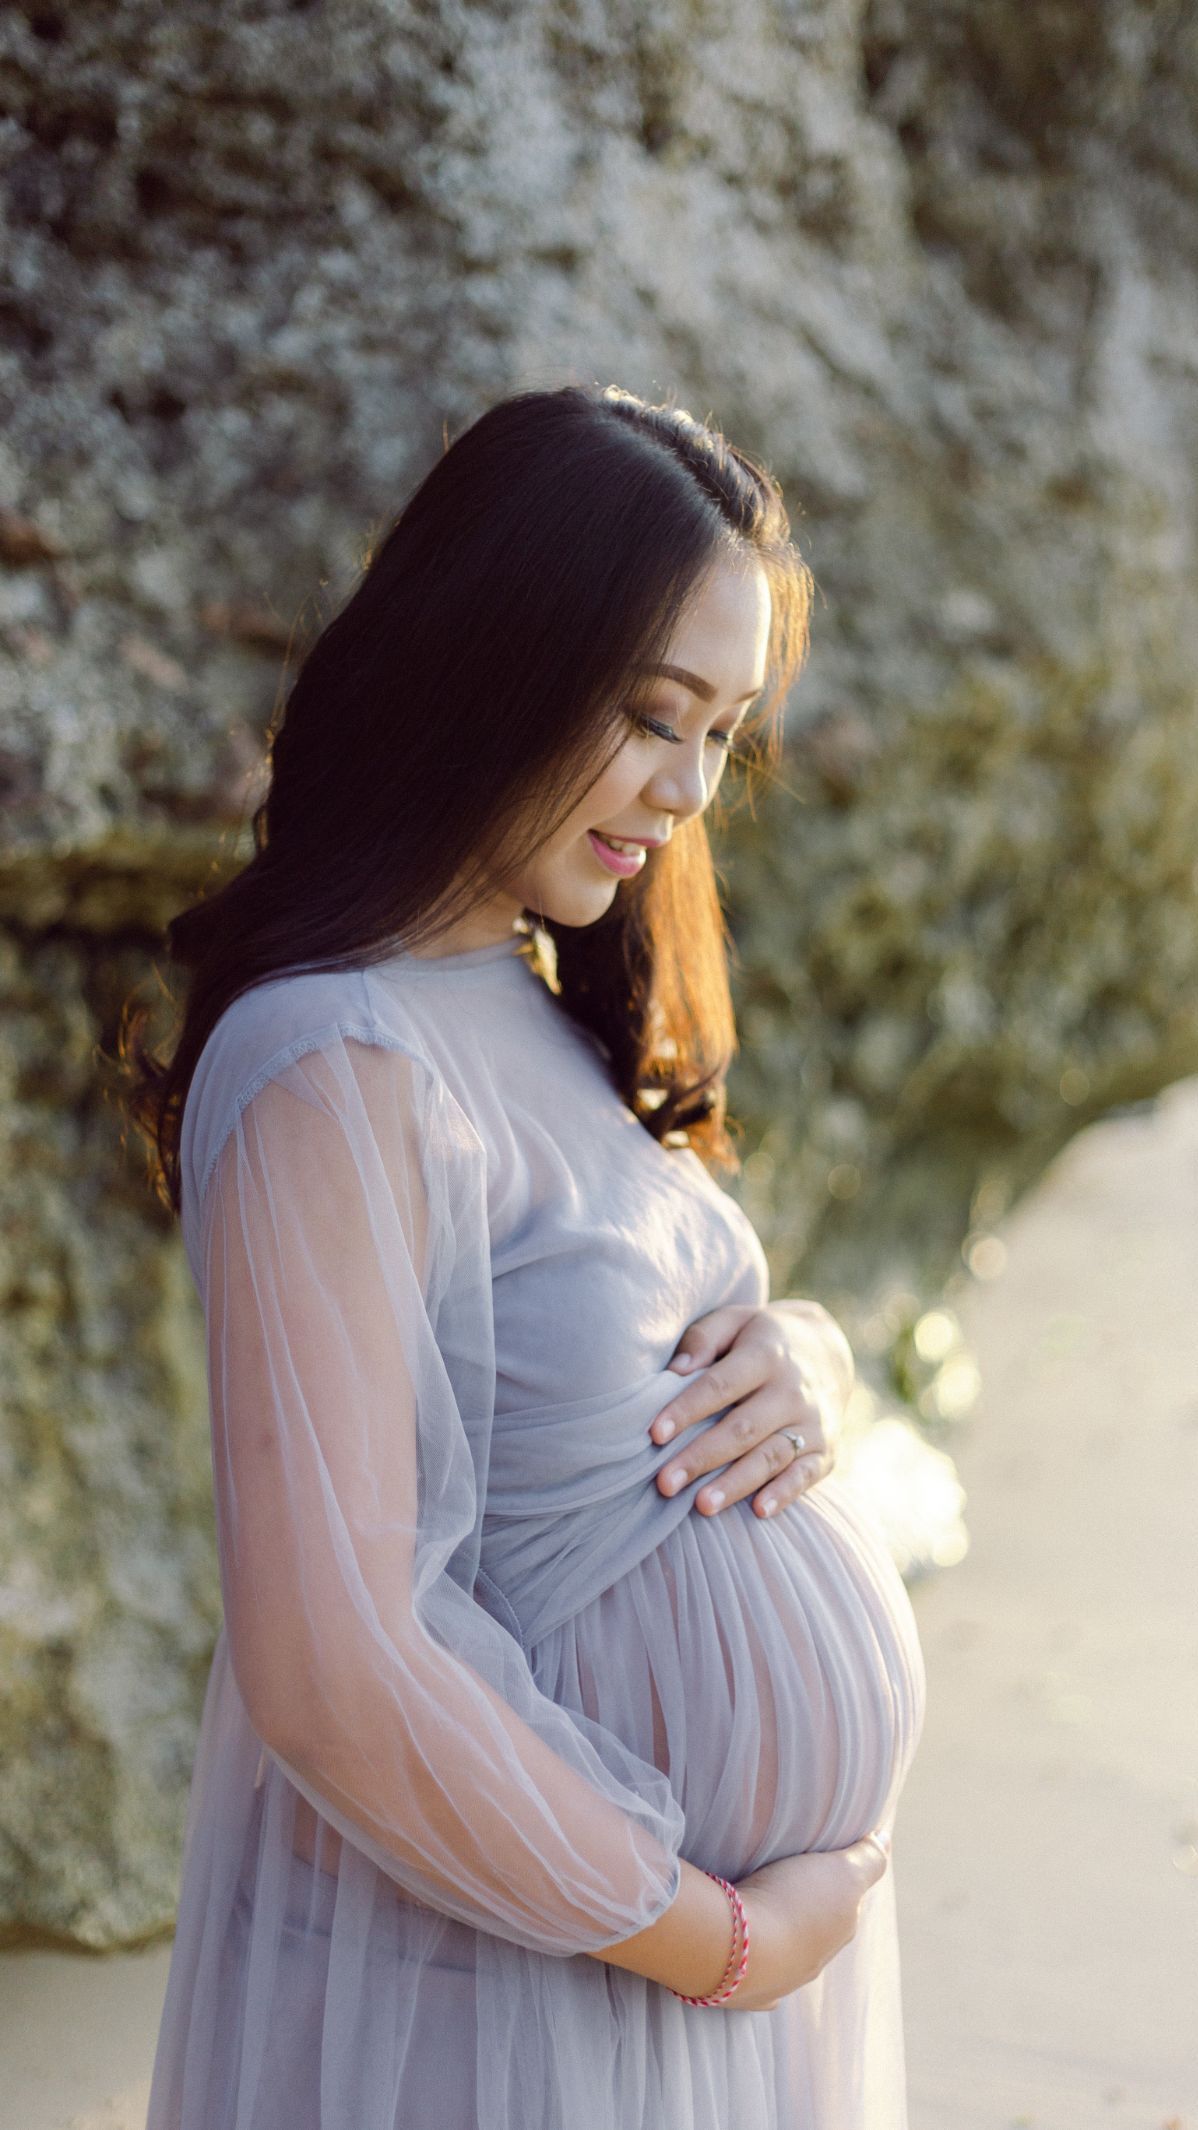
[{"xmin": 587, "ymin": 831, "xmax": 647, "ymax": 877}]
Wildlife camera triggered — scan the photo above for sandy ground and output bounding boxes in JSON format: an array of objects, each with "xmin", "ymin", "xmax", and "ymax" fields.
[
  {"xmin": 2, "ymin": 1081, "xmax": 1196, "ymax": 2130},
  {"xmin": 896, "ymin": 1077, "xmax": 1198, "ymax": 2129}
]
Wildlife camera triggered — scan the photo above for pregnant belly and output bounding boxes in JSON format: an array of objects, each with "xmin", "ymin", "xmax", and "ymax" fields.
[{"xmin": 527, "ymin": 1474, "xmax": 927, "ymax": 1882}]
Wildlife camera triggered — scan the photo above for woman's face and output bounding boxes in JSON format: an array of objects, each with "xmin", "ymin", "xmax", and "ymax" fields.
[{"xmin": 427, "ymin": 554, "xmax": 773, "ymax": 952}]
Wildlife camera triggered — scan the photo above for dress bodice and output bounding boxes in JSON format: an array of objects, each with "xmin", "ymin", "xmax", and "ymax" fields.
[{"xmin": 361, "ymin": 940, "xmax": 770, "ymax": 1645}]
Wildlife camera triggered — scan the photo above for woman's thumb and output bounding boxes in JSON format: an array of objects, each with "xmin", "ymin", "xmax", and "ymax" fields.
[{"xmin": 856, "ymin": 1828, "xmax": 891, "ymax": 1881}]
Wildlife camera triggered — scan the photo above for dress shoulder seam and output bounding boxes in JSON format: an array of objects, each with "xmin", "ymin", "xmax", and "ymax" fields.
[{"xmin": 196, "ymin": 1014, "xmax": 439, "ymax": 1213}]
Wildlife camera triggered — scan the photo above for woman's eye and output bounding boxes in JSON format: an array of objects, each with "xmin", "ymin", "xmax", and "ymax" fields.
[{"xmin": 634, "ymin": 713, "xmax": 738, "ymax": 752}]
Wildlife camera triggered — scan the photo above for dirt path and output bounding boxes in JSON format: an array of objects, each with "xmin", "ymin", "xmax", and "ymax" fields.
[{"xmin": 2, "ymin": 1082, "xmax": 1196, "ymax": 2129}]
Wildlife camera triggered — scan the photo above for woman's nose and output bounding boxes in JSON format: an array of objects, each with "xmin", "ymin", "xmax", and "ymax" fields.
[{"xmin": 642, "ymin": 746, "xmax": 716, "ymax": 822}]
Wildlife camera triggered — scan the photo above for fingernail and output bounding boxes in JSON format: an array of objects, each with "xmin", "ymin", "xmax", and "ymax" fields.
[
  {"xmin": 671, "ymin": 1353, "xmax": 695, "ymax": 1371},
  {"xmin": 702, "ymin": 1488, "xmax": 725, "ymax": 1512},
  {"xmin": 654, "ymin": 1417, "xmax": 676, "ymax": 1442},
  {"xmin": 874, "ymin": 1827, "xmax": 892, "ymax": 1855},
  {"xmin": 760, "ymin": 1495, "xmax": 778, "ymax": 1517},
  {"xmin": 662, "ymin": 1468, "xmax": 685, "ymax": 1494}
]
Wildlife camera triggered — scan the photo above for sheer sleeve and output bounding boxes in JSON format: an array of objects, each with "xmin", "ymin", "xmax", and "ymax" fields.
[{"xmin": 197, "ymin": 1025, "xmax": 685, "ymax": 1957}]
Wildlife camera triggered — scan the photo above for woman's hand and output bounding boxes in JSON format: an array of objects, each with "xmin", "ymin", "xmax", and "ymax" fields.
[
  {"xmin": 649, "ymin": 1300, "xmax": 854, "ymax": 1520},
  {"xmin": 727, "ymin": 1832, "xmax": 891, "ymax": 2011},
  {"xmin": 591, "ymin": 1829, "xmax": 889, "ymax": 2006}
]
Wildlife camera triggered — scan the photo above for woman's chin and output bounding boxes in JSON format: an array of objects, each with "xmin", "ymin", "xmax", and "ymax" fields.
[{"xmin": 519, "ymin": 879, "xmax": 620, "ymax": 930}]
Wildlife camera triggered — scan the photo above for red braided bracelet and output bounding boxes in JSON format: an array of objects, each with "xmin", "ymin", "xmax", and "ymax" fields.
[{"xmin": 668, "ymin": 1872, "xmax": 750, "ymax": 2007}]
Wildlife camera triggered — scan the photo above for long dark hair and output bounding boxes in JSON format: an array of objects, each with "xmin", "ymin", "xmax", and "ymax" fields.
[{"xmin": 121, "ymin": 384, "xmax": 813, "ymax": 1214}]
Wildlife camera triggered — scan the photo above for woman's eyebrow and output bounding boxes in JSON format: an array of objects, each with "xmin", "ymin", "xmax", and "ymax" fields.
[{"xmin": 641, "ymin": 661, "xmax": 764, "ymax": 705}]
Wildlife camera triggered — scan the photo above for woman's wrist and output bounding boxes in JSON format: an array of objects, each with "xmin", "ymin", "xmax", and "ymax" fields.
[
  {"xmin": 588, "ymin": 1857, "xmax": 743, "ymax": 1999},
  {"xmin": 668, "ymin": 1874, "xmax": 750, "ymax": 2006}
]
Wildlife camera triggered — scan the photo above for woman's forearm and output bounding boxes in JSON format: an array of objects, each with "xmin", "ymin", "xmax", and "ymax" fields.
[
  {"xmin": 589, "ymin": 1858, "xmax": 736, "ymax": 1998},
  {"xmin": 253, "ymin": 1631, "xmax": 685, "ymax": 1953}
]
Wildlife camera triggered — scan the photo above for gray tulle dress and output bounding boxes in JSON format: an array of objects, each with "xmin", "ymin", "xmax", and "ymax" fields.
[{"xmin": 144, "ymin": 930, "xmax": 926, "ymax": 2130}]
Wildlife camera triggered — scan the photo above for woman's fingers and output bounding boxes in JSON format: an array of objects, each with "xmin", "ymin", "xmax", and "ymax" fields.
[
  {"xmin": 663, "ymin": 1304, "xmax": 758, "ymax": 1378},
  {"xmin": 650, "ymin": 1339, "xmax": 774, "ymax": 1451},
  {"xmin": 852, "ymin": 1831, "xmax": 891, "ymax": 1887},
  {"xmin": 749, "ymin": 1449, "xmax": 828, "ymax": 1520},
  {"xmin": 656, "ymin": 1393, "xmax": 825, "ymax": 1507},
  {"xmin": 651, "ymin": 1301, "xmax": 841, "ymax": 1515}
]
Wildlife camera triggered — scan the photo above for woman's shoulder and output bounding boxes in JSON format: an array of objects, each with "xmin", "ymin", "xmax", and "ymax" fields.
[
  {"xmin": 181, "ymin": 963, "xmax": 457, "ymax": 1224},
  {"xmin": 201, "ymin": 962, "xmax": 435, "ymax": 1096}
]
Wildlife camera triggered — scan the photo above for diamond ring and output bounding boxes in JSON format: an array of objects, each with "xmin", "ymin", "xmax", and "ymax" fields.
[{"xmin": 783, "ymin": 1430, "xmax": 806, "ymax": 1460}]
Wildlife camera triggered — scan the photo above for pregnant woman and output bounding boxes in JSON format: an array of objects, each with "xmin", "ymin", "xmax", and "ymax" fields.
[{"xmin": 128, "ymin": 383, "xmax": 926, "ymax": 2130}]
